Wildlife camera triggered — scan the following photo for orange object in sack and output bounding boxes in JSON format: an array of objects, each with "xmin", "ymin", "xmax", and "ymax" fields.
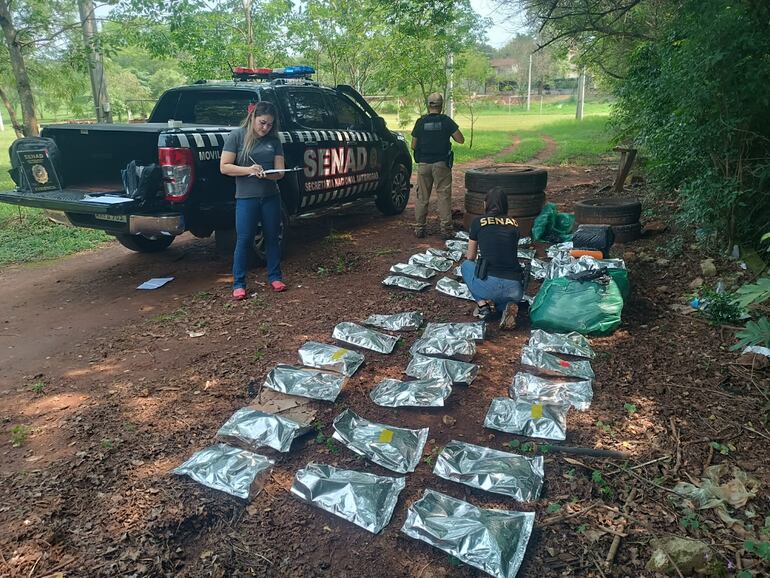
[{"xmin": 570, "ymin": 249, "xmax": 604, "ymax": 259}]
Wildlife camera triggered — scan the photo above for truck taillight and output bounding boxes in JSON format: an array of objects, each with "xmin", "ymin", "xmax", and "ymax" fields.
[{"xmin": 159, "ymin": 147, "xmax": 194, "ymax": 202}]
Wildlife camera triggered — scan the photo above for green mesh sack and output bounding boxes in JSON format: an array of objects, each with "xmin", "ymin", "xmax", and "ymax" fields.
[
  {"xmin": 608, "ymin": 268, "xmax": 630, "ymax": 299},
  {"xmin": 530, "ymin": 276, "xmax": 624, "ymax": 335},
  {"xmin": 532, "ymin": 203, "xmax": 575, "ymax": 243}
]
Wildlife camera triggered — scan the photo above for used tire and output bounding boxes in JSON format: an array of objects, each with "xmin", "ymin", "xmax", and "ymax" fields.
[
  {"xmin": 611, "ymin": 222, "xmax": 642, "ymax": 243},
  {"xmin": 464, "ymin": 190, "xmax": 545, "ymax": 217},
  {"xmin": 465, "ymin": 165, "xmax": 548, "ymax": 195},
  {"xmin": 463, "ymin": 211, "xmax": 536, "ymax": 236},
  {"xmin": 114, "ymin": 233, "xmax": 174, "ymax": 253},
  {"xmin": 575, "ymin": 198, "xmax": 641, "ymax": 225},
  {"xmin": 376, "ymin": 161, "xmax": 410, "ymax": 215}
]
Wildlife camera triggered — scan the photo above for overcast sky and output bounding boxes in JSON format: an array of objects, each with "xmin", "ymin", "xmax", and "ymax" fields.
[{"xmin": 470, "ymin": 0, "xmax": 527, "ymax": 48}]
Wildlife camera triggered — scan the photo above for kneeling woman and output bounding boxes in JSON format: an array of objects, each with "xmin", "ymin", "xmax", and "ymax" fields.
[
  {"xmin": 460, "ymin": 188, "xmax": 523, "ymax": 329},
  {"xmin": 220, "ymin": 101, "xmax": 286, "ymax": 300}
]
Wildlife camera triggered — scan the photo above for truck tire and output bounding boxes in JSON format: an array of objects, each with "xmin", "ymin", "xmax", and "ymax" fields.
[
  {"xmin": 574, "ymin": 198, "xmax": 641, "ymax": 225},
  {"xmin": 611, "ymin": 222, "xmax": 642, "ymax": 243},
  {"xmin": 376, "ymin": 161, "xmax": 410, "ymax": 215},
  {"xmin": 463, "ymin": 211, "xmax": 536, "ymax": 236},
  {"xmin": 465, "ymin": 165, "xmax": 548, "ymax": 195},
  {"xmin": 464, "ymin": 190, "xmax": 545, "ymax": 217},
  {"xmin": 114, "ymin": 233, "xmax": 174, "ymax": 253}
]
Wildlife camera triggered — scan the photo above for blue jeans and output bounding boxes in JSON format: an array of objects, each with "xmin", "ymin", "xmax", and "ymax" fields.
[
  {"xmin": 233, "ymin": 195, "xmax": 282, "ymax": 289},
  {"xmin": 460, "ymin": 260, "xmax": 523, "ymax": 311}
]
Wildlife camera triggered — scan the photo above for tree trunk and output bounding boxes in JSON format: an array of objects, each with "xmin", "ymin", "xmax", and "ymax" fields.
[
  {"xmin": 0, "ymin": 84, "xmax": 23, "ymax": 137},
  {"xmin": 0, "ymin": 2, "xmax": 39, "ymax": 136},
  {"xmin": 243, "ymin": 0, "xmax": 254, "ymax": 68}
]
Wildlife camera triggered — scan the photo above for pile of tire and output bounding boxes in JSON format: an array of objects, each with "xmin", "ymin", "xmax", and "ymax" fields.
[
  {"xmin": 574, "ymin": 198, "xmax": 642, "ymax": 243},
  {"xmin": 463, "ymin": 165, "xmax": 548, "ymax": 235}
]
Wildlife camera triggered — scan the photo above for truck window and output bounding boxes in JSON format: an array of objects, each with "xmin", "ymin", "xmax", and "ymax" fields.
[
  {"xmin": 152, "ymin": 90, "xmax": 257, "ymax": 126},
  {"xmin": 330, "ymin": 94, "xmax": 370, "ymax": 131},
  {"xmin": 285, "ymin": 90, "xmax": 332, "ymax": 129}
]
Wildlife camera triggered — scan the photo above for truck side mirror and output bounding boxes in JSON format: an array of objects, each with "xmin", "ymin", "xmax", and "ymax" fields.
[{"xmin": 372, "ymin": 116, "xmax": 387, "ymax": 134}]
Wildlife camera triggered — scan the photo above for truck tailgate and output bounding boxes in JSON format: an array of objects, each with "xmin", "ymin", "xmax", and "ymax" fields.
[{"xmin": 0, "ymin": 188, "xmax": 138, "ymax": 214}]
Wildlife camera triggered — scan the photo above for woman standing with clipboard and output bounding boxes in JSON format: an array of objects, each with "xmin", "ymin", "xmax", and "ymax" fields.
[{"xmin": 220, "ymin": 101, "xmax": 287, "ymax": 299}]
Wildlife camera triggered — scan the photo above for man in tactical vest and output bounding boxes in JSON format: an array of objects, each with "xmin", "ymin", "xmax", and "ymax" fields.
[{"xmin": 411, "ymin": 92, "xmax": 464, "ymax": 239}]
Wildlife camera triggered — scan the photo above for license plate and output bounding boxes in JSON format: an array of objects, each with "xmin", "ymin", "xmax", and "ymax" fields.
[{"xmin": 95, "ymin": 213, "xmax": 127, "ymax": 223}]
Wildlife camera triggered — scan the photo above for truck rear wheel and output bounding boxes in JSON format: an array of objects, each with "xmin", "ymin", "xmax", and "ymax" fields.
[
  {"xmin": 114, "ymin": 233, "xmax": 174, "ymax": 253},
  {"xmin": 376, "ymin": 162, "xmax": 410, "ymax": 215}
]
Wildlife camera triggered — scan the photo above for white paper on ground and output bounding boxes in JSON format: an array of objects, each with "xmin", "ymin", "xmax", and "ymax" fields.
[{"xmin": 137, "ymin": 277, "xmax": 175, "ymax": 290}]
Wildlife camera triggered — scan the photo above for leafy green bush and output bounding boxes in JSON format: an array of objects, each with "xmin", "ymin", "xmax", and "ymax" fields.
[{"xmin": 612, "ymin": 0, "xmax": 770, "ymax": 250}]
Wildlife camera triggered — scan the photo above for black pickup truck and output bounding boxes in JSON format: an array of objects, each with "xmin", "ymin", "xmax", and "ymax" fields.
[{"xmin": 0, "ymin": 71, "xmax": 412, "ymax": 256}]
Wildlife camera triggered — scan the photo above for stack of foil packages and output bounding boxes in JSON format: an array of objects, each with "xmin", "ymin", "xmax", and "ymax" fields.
[
  {"xmin": 405, "ymin": 321, "xmax": 485, "ymax": 385},
  {"xmin": 485, "ymin": 330, "xmax": 596, "ymax": 439}
]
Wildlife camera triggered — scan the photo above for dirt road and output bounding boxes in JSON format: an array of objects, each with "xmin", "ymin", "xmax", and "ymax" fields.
[{"xmin": 2, "ymin": 160, "xmax": 768, "ymax": 578}]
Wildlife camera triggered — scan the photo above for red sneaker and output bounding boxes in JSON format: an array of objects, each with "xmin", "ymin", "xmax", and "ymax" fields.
[
  {"xmin": 270, "ymin": 280, "xmax": 287, "ymax": 292},
  {"xmin": 232, "ymin": 288, "xmax": 246, "ymax": 300}
]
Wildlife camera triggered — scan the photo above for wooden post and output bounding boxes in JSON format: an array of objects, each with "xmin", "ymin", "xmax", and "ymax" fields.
[{"xmin": 613, "ymin": 146, "xmax": 638, "ymax": 192}]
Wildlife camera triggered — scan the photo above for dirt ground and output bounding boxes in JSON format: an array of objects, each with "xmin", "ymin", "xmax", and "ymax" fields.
[{"xmin": 1, "ymin": 153, "xmax": 769, "ymax": 578}]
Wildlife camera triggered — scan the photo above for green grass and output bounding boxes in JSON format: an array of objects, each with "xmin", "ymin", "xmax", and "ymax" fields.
[
  {"xmin": 0, "ymin": 130, "xmax": 108, "ymax": 267},
  {"xmin": 382, "ymin": 98, "xmax": 613, "ymax": 165}
]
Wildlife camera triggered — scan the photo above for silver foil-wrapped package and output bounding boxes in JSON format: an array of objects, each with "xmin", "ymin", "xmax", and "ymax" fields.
[
  {"xmin": 546, "ymin": 241, "xmax": 573, "ymax": 258},
  {"xmin": 216, "ymin": 408, "xmax": 308, "ymax": 452},
  {"xmin": 546, "ymin": 255, "xmax": 626, "ymax": 280},
  {"xmin": 333, "ymin": 322, "xmax": 399, "ymax": 354},
  {"xmin": 408, "ymin": 252, "xmax": 454, "ymax": 272},
  {"xmin": 422, "ymin": 321, "xmax": 486, "ymax": 341},
  {"xmin": 410, "ymin": 335, "xmax": 476, "ymax": 361},
  {"xmin": 401, "ymin": 489, "xmax": 535, "ymax": 578},
  {"xmin": 389, "ymin": 262, "xmax": 437, "ymax": 279},
  {"xmin": 454, "ymin": 265, "xmax": 463, "ymax": 278},
  {"xmin": 530, "ymin": 258, "xmax": 548, "ymax": 279},
  {"xmin": 519, "ymin": 236, "xmax": 532, "ymax": 246},
  {"xmin": 517, "ymin": 248, "xmax": 536, "ymax": 261},
  {"xmin": 435, "ymin": 277, "xmax": 475, "ymax": 301},
  {"xmin": 455, "ymin": 230, "xmax": 470, "ymax": 241},
  {"xmin": 264, "ymin": 364, "xmax": 345, "ymax": 402},
  {"xmin": 445, "ymin": 239, "xmax": 469, "ymax": 253},
  {"xmin": 433, "ymin": 440, "xmax": 544, "ymax": 501},
  {"xmin": 369, "ymin": 377, "xmax": 453, "ymax": 407},
  {"xmin": 510, "ymin": 372, "xmax": 593, "ymax": 411},
  {"xmin": 528, "ymin": 329, "xmax": 595, "ymax": 359},
  {"xmin": 430, "ymin": 248, "xmax": 463, "ymax": 262},
  {"xmin": 363, "ymin": 311, "xmax": 424, "ymax": 332},
  {"xmin": 521, "ymin": 345, "xmax": 595, "ymax": 379},
  {"xmin": 298, "ymin": 341, "xmax": 365, "ymax": 376},
  {"xmin": 173, "ymin": 443, "xmax": 274, "ymax": 500},
  {"xmin": 406, "ymin": 353, "xmax": 479, "ymax": 385},
  {"xmin": 331, "ymin": 409, "xmax": 429, "ymax": 473},
  {"xmin": 291, "ymin": 463, "xmax": 405, "ymax": 534},
  {"xmin": 484, "ymin": 397, "xmax": 568, "ymax": 440},
  {"xmin": 382, "ymin": 275, "xmax": 430, "ymax": 291}
]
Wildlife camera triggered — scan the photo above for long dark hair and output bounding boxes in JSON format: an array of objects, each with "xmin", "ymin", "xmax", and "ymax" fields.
[
  {"xmin": 239, "ymin": 101, "xmax": 279, "ymax": 164},
  {"xmin": 484, "ymin": 187, "xmax": 508, "ymax": 216}
]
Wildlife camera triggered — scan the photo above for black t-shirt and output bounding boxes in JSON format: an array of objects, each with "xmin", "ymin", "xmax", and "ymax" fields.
[
  {"xmin": 469, "ymin": 215, "xmax": 522, "ymax": 280},
  {"xmin": 412, "ymin": 113, "xmax": 459, "ymax": 164}
]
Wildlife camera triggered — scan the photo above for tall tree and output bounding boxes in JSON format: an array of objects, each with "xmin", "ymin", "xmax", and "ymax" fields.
[
  {"xmin": 0, "ymin": 0, "xmax": 38, "ymax": 135},
  {"xmin": 114, "ymin": 0, "xmax": 293, "ymax": 80}
]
